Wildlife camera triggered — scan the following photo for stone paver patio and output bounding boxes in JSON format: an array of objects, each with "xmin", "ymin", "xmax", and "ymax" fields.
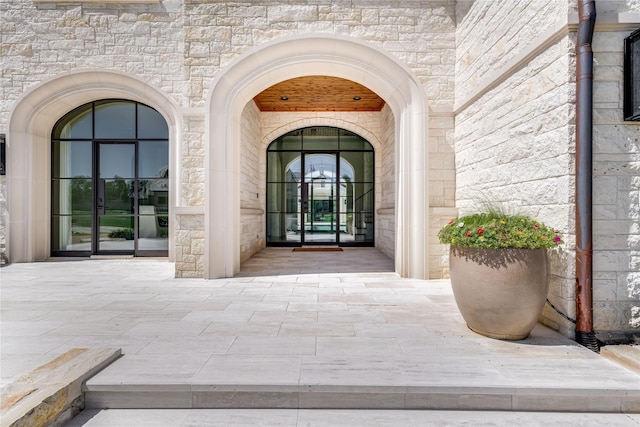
[{"xmin": 1, "ymin": 248, "xmax": 639, "ymax": 425}]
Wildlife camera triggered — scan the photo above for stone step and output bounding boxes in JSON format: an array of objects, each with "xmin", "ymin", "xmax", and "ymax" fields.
[
  {"xmin": 66, "ymin": 408, "xmax": 640, "ymax": 427},
  {"xmin": 83, "ymin": 382, "xmax": 637, "ymax": 413},
  {"xmin": 1, "ymin": 348, "xmax": 121, "ymax": 427}
]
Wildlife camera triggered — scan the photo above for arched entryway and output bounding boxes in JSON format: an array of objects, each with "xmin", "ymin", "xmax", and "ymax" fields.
[
  {"xmin": 206, "ymin": 34, "xmax": 430, "ymax": 279},
  {"xmin": 7, "ymin": 70, "xmax": 179, "ymax": 262},
  {"xmin": 266, "ymin": 126, "xmax": 374, "ymax": 246}
]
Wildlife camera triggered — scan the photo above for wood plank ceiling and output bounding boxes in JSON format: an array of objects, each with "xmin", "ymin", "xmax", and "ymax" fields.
[{"xmin": 253, "ymin": 76, "xmax": 385, "ymax": 112}]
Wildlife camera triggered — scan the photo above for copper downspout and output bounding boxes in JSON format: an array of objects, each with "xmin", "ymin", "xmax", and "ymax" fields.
[{"xmin": 575, "ymin": 0, "xmax": 599, "ymax": 352}]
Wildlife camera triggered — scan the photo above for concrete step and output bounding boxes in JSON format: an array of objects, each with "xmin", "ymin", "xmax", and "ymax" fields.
[
  {"xmin": 66, "ymin": 408, "xmax": 640, "ymax": 427},
  {"xmin": 82, "ymin": 354, "xmax": 640, "ymax": 413},
  {"xmin": 83, "ymin": 382, "xmax": 638, "ymax": 413}
]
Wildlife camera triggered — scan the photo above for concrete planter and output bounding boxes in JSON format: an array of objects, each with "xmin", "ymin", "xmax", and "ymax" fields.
[{"xmin": 449, "ymin": 247, "xmax": 549, "ymax": 340}]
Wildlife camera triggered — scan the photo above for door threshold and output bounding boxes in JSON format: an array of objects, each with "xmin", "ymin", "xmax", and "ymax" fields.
[
  {"xmin": 90, "ymin": 255, "xmax": 135, "ymax": 260},
  {"xmin": 292, "ymin": 246, "xmax": 343, "ymax": 252}
]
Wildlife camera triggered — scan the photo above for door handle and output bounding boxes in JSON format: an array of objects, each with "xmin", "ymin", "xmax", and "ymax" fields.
[
  {"xmin": 97, "ymin": 179, "xmax": 105, "ymax": 215},
  {"xmin": 301, "ymin": 183, "xmax": 309, "ymax": 213}
]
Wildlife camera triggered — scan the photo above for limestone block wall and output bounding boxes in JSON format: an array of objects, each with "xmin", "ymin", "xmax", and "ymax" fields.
[
  {"xmin": 455, "ymin": 1, "xmax": 576, "ymax": 337},
  {"xmin": 1, "ymin": 0, "xmax": 187, "ymax": 111},
  {"xmin": 456, "ymin": 38, "xmax": 576, "ymax": 336},
  {"xmin": 174, "ymin": 210, "xmax": 204, "ymax": 278},
  {"xmin": 240, "ymin": 101, "xmax": 264, "ymax": 263},
  {"xmin": 184, "ymin": 1, "xmax": 456, "ymax": 111},
  {"xmin": 377, "ymin": 105, "xmax": 395, "ymax": 260},
  {"xmin": 181, "ymin": 116, "xmax": 206, "ymax": 207},
  {"xmin": 429, "ymin": 112, "xmax": 457, "ymax": 278},
  {"xmin": 455, "ymin": 0, "xmax": 568, "ymax": 104},
  {"xmin": 592, "ymin": 29, "xmax": 640, "ymax": 339},
  {"xmin": 2, "ymin": 0, "xmax": 457, "ymax": 277},
  {"xmin": 174, "ymin": 115, "xmax": 206, "ymax": 278},
  {"xmin": 455, "ymin": 0, "xmax": 640, "ymax": 339}
]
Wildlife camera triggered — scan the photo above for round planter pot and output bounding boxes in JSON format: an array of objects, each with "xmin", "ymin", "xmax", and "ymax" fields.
[{"xmin": 449, "ymin": 247, "xmax": 549, "ymax": 340}]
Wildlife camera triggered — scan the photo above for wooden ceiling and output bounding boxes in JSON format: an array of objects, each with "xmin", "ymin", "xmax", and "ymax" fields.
[{"xmin": 253, "ymin": 76, "xmax": 385, "ymax": 112}]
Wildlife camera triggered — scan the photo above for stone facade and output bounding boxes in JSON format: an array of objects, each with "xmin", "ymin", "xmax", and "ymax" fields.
[
  {"xmin": 455, "ymin": 0, "xmax": 639, "ymax": 340},
  {"xmin": 592, "ymin": 28, "xmax": 640, "ymax": 339},
  {"xmin": 0, "ymin": 0, "xmax": 638, "ymax": 340}
]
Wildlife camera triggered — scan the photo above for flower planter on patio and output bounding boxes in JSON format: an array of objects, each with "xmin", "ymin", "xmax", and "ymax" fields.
[{"xmin": 449, "ymin": 247, "xmax": 550, "ymax": 340}]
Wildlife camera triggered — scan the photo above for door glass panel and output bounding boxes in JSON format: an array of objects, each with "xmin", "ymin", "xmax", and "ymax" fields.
[
  {"xmin": 270, "ymin": 134, "xmax": 301, "ymax": 151},
  {"xmin": 340, "ymin": 151, "xmax": 374, "ymax": 182},
  {"xmin": 267, "ymin": 152, "xmax": 301, "ymax": 180},
  {"xmin": 52, "ymin": 179, "xmax": 92, "ymax": 215},
  {"xmin": 53, "ymin": 104, "xmax": 93, "ymax": 139},
  {"xmin": 303, "ymin": 136, "xmax": 339, "ymax": 151},
  {"xmin": 98, "ymin": 215, "xmax": 135, "ymax": 251},
  {"xmin": 52, "ymin": 216, "xmax": 92, "ymax": 251},
  {"xmin": 266, "ymin": 212, "xmax": 301, "ymax": 243},
  {"xmin": 339, "ymin": 135, "xmax": 373, "ymax": 151},
  {"xmin": 100, "ymin": 144, "xmax": 135, "ymax": 178},
  {"xmin": 139, "ymin": 141, "xmax": 169, "ymax": 178},
  {"xmin": 266, "ymin": 183, "xmax": 299, "ymax": 213},
  {"xmin": 304, "ymin": 153, "xmax": 337, "ymax": 243},
  {"xmin": 137, "ymin": 105, "xmax": 169, "ymax": 139},
  {"xmin": 138, "ymin": 179, "xmax": 169, "ymax": 213},
  {"xmin": 95, "ymin": 101, "xmax": 136, "ymax": 139},
  {"xmin": 138, "ymin": 215, "xmax": 168, "ymax": 250},
  {"xmin": 52, "ymin": 141, "xmax": 92, "ymax": 178},
  {"xmin": 350, "ymin": 182, "xmax": 374, "ymax": 243},
  {"xmin": 103, "ymin": 179, "xmax": 134, "ymax": 214}
]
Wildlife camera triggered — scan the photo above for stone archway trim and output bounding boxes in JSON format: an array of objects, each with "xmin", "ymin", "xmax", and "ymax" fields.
[
  {"xmin": 206, "ymin": 34, "xmax": 430, "ymax": 279},
  {"xmin": 7, "ymin": 69, "xmax": 181, "ymax": 263}
]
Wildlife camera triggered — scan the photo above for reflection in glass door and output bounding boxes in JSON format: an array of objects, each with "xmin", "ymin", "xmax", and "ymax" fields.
[
  {"xmin": 266, "ymin": 126, "xmax": 374, "ymax": 246},
  {"xmin": 303, "ymin": 153, "xmax": 338, "ymax": 243},
  {"xmin": 97, "ymin": 143, "xmax": 136, "ymax": 252}
]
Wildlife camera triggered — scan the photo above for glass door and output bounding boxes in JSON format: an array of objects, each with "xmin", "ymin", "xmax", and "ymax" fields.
[
  {"xmin": 266, "ymin": 126, "xmax": 374, "ymax": 247},
  {"xmin": 96, "ymin": 143, "xmax": 136, "ymax": 253},
  {"xmin": 95, "ymin": 141, "xmax": 169, "ymax": 255},
  {"xmin": 51, "ymin": 100, "xmax": 169, "ymax": 257},
  {"xmin": 302, "ymin": 153, "xmax": 338, "ymax": 244}
]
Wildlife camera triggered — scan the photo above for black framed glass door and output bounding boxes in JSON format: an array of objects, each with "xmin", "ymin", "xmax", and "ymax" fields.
[
  {"xmin": 51, "ymin": 100, "xmax": 169, "ymax": 257},
  {"xmin": 96, "ymin": 142, "xmax": 136, "ymax": 253},
  {"xmin": 266, "ymin": 126, "xmax": 374, "ymax": 247},
  {"xmin": 302, "ymin": 153, "xmax": 338, "ymax": 244}
]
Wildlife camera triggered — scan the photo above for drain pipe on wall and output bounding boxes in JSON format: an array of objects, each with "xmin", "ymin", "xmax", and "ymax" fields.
[{"xmin": 575, "ymin": 0, "xmax": 599, "ymax": 352}]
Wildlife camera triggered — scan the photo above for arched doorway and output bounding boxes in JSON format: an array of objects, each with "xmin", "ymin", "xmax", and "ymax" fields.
[
  {"xmin": 7, "ymin": 70, "xmax": 179, "ymax": 263},
  {"xmin": 51, "ymin": 100, "xmax": 169, "ymax": 256},
  {"xmin": 266, "ymin": 126, "xmax": 374, "ymax": 246},
  {"xmin": 207, "ymin": 34, "xmax": 429, "ymax": 279}
]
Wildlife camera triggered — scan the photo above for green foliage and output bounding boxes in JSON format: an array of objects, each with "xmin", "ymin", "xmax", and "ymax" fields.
[
  {"xmin": 108, "ymin": 228, "xmax": 134, "ymax": 240},
  {"xmin": 438, "ymin": 212, "xmax": 562, "ymax": 249}
]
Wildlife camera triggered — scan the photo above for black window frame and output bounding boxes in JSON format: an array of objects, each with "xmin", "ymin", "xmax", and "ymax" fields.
[{"xmin": 624, "ymin": 28, "xmax": 640, "ymax": 121}]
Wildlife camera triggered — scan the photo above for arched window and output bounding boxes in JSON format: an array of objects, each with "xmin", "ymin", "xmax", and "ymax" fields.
[
  {"xmin": 51, "ymin": 100, "xmax": 169, "ymax": 256},
  {"xmin": 266, "ymin": 126, "xmax": 374, "ymax": 246}
]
